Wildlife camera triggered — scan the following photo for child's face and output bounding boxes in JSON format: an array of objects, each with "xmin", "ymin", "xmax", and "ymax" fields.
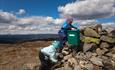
[{"xmin": 68, "ymin": 20, "xmax": 73, "ymax": 24}]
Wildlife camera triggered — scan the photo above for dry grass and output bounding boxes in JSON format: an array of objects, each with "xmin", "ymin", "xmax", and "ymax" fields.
[{"xmin": 0, "ymin": 40, "xmax": 52, "ymax": 70}]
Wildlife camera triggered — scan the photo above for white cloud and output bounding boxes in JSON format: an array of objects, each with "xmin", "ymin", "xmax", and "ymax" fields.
[
  {"xmin": 0, "ymin": 11, "xmax": 17, "ymax": 23},
  {"xmin": 74, "ymin": 19, "xmax": 97, "ymax": 26},
  {"xmin": 53, "ymin": 18, "xmax": 65, "ymax": 25},
  {"xmin": 16, "ymin": 9, "xmax": 26, "ymax": 15},
  {"xmin": 58, "ymin": 0, "xmax": 115, "ymax": 19},
  {"xmin": 0, "ymin": 9, "xmax": 114, "ymax": 34},
  {"xmin": 73, "ymin": 19, "xmax": 98, "ymax": 29},
  {"xmin": 0, "ymin": 10, "xmax": 65, "ymax": 34},
  {"xmin": 17, "ymin": 16, "xmax": 64, "ymax": 27},
  {"xmin": 73, "ymin": 19, "xmax": 115, "ymax": 29},
  {"xmin": 102, "ymin": 22, "xmax": 115, "ymax": 29}
]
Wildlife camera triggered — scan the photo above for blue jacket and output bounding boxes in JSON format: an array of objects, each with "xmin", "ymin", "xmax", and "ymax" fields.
[{"xmin": 58, "ymin": 21, "xmax": 77, "ymax": 37}]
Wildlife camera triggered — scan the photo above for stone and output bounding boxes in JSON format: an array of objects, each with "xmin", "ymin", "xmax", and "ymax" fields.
[
  {"xmin": 112, "ymin": 46, "xmax": 115, "ymax": 51},
  {"xmin": 108, "ymin": 30, "xmax": 115, "ymax": 38},
  {"xmin": 64, "ymin": 62, "xmax": 72, "ymax": 70},
  {"xmin": 76, "ymin": 52, "xmax": 85, "ymax": 59},
  {"xmin": 99, "ymin": 30, "xmax": 108, "ymax": 35},
  {"xmin": 62, "ymin": 50, "xmax": 69, "ymax": 56},
  {"xmin": 106, "ymin": 28, "xmax": 113, "ymax": 33},
  {"xmin": 111, "ymin": 60, "xmax": 115, "ymax": 70},
  {"xmin": 55, "ymin": 67, "xmax": 64, "ymax": 70},
  {"xmin": 68, "ymin": 57, "xmax": 77, "ymax": 66},
  {"xmin": 80, "ymin": 28, "xmax": 84, "ymax": 35},
  {"xmin": 112, "ymin": 54, "xmax": 115, "ymax": 61},
  {"xmin": 93, "ymin": 65, "xmax": 102, "ymax": 70},
  {"xmin": 112, "ymin": 47, "xmax": 115, "ymax": 54},
  {"xmin": 80, "ymin": 33, "xmax": 84, "ymax": 40},
  {"xmin": 100, "ymin": 35, "xmax": 115, "ymax": 43},
  {"xmin": 61, "ymin": 59, "xmax": 65, "ymax": 63},
  {"xmin": 90, "ymin": 57, "xmax": 103, "ymax": 66},
  {"xmin": 82, "ymin": 37, "xmax": 100, "ymax": 44},
  {"xmin": 52, "ymin": 62, "xmax": 63, "ymax": 70},
  {"xmin": 74, "ymin": 65, "xmax": 82, "ymax": 70},
  {"xmin": 83, "ymin": 43, "xmax": 96, "ymax": 52},
  {"xmin": 84, "ymin": 63, "xmax": 93, "ymax": 70},
  {"xmin": 84, "ymin": 27, "xmax": 100, "ymax": 38},
  {"xmin": 103, "ymin": 48, "xmax": 109, "ymax": 52},
  {"xmin": 63, "ymin": 54, "xmax": 72, "ymax": 61},
  {"xmin": 101, "ymin": 56, "xmax": 108, "ymax": 60},
  {"xmin": 94, "ymin": 24, "xmax": 102, "ymax": 33},
  {"xmin": 62, "ymin": 47, "xmax": 69, "ymax": 51},
  {"xmin": 96, "ymin": 48, "xmax": 105, "ymax": 56},
  {"xmin": 52, "ymin": 62, "xmax": 62, "ymax": 69},
  {"xmin": 57, "ymin": 53, "xmax": 64, "ymax": 59},
  {"xmin": 105, "ymin": 52, "xmax": 113, "ymax": 57},
  {"xmin": 79, "ymin": 60, "xmax": 86, "ymax": 68},
  {"xmin": 58, "ymin": 54, "xmax": 64, "ymax": 59},
  {"xmin": 94, "ymin": 24, "xmax": 102, "ymax": 34},
  {"xmin": 86, "ymin": 52, "xmax": 92, "ymax": 59},
  {"xmin": 92, "ymin": 53, "xmax": 98, "ymax": 57},
  {"xmin": 112, "ymin": 47, "xmax": 115, "ymax": 51},
  {"xmin": 102, "ymin": 59, "xmax": 113, "ymax": 70},
  {"xmin": 100, "ymin": 42, "xmax": 109, "ymax": 48}
]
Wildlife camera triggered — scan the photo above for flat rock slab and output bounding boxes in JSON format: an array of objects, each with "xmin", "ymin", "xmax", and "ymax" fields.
[
  {"xmin": 100, "ymin": 42, "xmax": 109, "ymax": 48},
  {"xmin": 108, "ymin": 30, "xmax": 115, "ymax": 38},
  {"xmin": 90, "ymin": 57, "xmax": 103, "ymax": 66},
  {"xmin": 83, "ymin": 43, "xmax": 96, "ymax": 52},
  {"xmin": 84, "ymin": 27, "xmax": 100, "ymax": 38},
  {"xmin": 100, "ymin": 35, "xmax": 115, "ymax": 43}
]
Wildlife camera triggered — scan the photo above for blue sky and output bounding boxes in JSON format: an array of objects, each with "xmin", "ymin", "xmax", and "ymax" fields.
[
  {"xmin": 0, "ymin": 0, "xmax": 115, "ymax": 22},
  {"xmin": 97, "ymin": 16, "xmax": 115, "ymax": 23},
  {"xmin": 0, "ymin": 0, "xmax": 76, "ymax": 18}
]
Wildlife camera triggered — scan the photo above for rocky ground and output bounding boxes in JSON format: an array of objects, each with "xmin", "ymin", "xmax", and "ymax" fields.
[
  {"xmin": 53, "ymin": 24, "xmax": 115, "ymax": 70},
  {"xmin": 0, "ymin": 41, "xmax": 52, "ymax": 70}
]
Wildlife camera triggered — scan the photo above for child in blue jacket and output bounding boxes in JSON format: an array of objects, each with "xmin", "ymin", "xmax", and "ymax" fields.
[{"xmin": 58, "ymin": 18, "xmax": 78, "ymax": 46}]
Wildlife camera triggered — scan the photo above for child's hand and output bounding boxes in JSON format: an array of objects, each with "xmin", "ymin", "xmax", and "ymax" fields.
[{"xmin": 71, "ymin": 28, "xmax": 75, "ymax": 30}]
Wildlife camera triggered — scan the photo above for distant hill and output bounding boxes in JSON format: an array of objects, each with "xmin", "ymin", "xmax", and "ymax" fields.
[{"xmin": 0, "ymin": 34, "xmax": 59, "ymax": 43}]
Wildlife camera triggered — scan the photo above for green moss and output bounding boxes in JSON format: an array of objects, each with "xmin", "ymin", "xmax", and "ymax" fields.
[{"xmin": 82, "ymin": 37, "xmax": 100, "ymax": 44}]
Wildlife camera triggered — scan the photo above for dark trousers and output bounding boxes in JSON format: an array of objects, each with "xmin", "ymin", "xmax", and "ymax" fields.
[
  {"xmin": 39, "ymin": 50, "xmax": 54, "ymax": 70},
  {"xmin": 58, "ymin": 30, "xmax": 67, "ymax": 46}
]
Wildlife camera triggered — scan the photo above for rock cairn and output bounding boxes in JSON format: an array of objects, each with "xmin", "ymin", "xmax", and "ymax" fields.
[{"xmin": 53, "ymin": 24, "xmax": 115, "ymax": 70}]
